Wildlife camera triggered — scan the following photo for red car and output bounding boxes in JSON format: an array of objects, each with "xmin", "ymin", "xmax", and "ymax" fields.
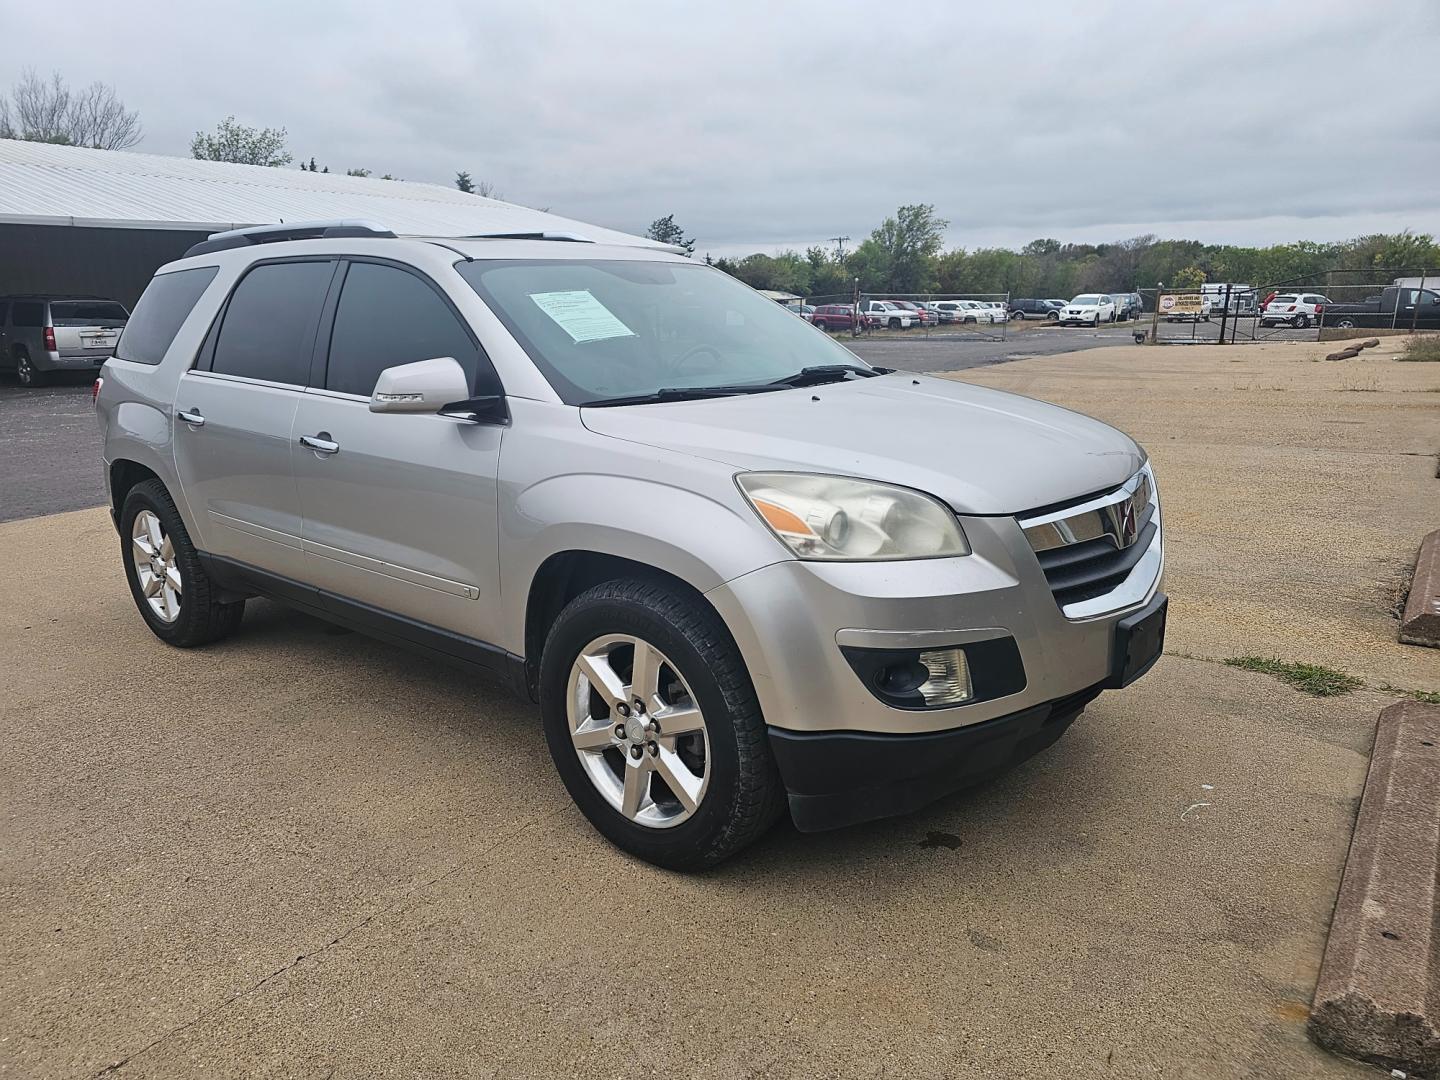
[{"xmin": 810, "ymin": 304, "xmax": 864, "ymax": 331}]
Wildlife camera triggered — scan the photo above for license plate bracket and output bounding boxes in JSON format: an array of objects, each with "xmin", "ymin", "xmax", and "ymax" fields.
[{"xmin": 1108, "ymin": 594, "xmax": 1167, "ymax": 688}]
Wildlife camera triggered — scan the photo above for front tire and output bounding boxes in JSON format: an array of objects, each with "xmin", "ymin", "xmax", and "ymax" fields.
[
  {"xmin": 1293, "ymin": 314, "xmax": 1310, "ymax": 329},
  {"xmin": 120, "ymin": 479, "xmax": 245, "ymax": 647},
  {"xmin": 540, "ymin": 579, "xmax": 784, "ymax": 870},
  {"xmin": 888, "ymin": 317, "xmax": 901, "ymax": 330}
]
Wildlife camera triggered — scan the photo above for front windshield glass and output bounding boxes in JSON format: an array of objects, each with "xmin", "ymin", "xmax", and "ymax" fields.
[
  {"xmin": 1071, "ymin": 295, "xmax": 1101, "ymax": 305},
  {"xmin": 459, "ymin": 259, "xmax": 868, "ymax": 405}
]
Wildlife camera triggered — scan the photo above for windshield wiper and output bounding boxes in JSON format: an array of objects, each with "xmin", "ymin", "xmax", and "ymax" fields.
[
  {"xmin": 583, "ymin": 385, "xmax": 785, "ymax": 408},
  {"xmin": 767, "ymin": 364, "xmax": 885, "ymax": 388}
]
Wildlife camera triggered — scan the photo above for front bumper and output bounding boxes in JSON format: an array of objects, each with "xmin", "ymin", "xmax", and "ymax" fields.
[
  {"xmin": 771, "ymin": 680, "xmax": 1103, "ymax": 831},
  {"xmin": 707, "ymin": 510, "xmax": 1164, "ymax": 738}
]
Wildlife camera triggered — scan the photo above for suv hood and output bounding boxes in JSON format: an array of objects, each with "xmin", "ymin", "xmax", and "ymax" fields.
[{"xmin": 581, "ymin": 374, "xmax": 1143, "ymax": 515}]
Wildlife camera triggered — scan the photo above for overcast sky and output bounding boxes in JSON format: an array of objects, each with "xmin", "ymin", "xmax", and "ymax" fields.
[{"xmin": 5, "ymin": 0, "xmax": 1437, "ymax": 257}]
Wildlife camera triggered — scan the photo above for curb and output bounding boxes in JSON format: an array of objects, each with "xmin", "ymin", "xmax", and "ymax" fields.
[
  {"xmin": 1309, "ymin": 699, "xmax": 1440, "ymax": 1075},
  {"xmin": 1400, "ymin": 530, "xmax": 1440, "ymax": 648}
]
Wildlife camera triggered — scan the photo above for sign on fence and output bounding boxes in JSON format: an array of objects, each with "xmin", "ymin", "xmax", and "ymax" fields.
[{"xmin": 1159, "ymin": 293, "xmax": 1205, "ymax": 315}]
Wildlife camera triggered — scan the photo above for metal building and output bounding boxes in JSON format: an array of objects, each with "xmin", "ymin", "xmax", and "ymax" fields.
[{"xmin": 0, "ymin": 139, "xmax": 655, "ymax": 307}]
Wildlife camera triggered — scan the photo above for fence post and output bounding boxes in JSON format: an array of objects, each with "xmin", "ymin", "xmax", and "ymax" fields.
[
  {"xmin": 1148, "ymin": 286, "xmax": 1162, "ymax": 344},
  {"xmin": 1217, "ymin": 284, "xmax": 1231, "ymax": 345}
]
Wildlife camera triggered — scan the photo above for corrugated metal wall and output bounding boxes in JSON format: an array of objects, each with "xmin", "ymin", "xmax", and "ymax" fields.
[{"xmin": 0, "ymin": 224, "xmax": 205, "ymax": 308}]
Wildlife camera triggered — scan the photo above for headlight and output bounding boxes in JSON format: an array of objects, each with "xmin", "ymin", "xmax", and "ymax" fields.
[{"xmin": 736, "ymin": 473, "xmax": 970, "ymax": 560}]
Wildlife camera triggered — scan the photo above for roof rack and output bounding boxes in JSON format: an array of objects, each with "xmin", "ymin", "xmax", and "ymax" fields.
[
  {"xmin": 459, "ymin": 231, "xmax": 594, "ymax": 243},
  {"xmin": 183, "ymin": 219, "xmax": 396, "ymax": 258}
]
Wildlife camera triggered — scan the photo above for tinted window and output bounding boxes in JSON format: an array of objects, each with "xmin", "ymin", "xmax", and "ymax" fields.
[
  {"xmin": 13, "ymin": 302, "xmax": 43, "ymax": 327},
  {"xmin": 50, "ymin": 301, "xmax": 129, "ymax": 325},
  {"xmin": 115, "ymin": 269, "xmax": 218, "ymax": 366},
  {"xmin": 0, "ymin": 302, "xmax": 8, "ymax": 325},
  {"xmin": 325, "ymin": 262, "xmax": 480, "ymax": 397},
  {"xmin": 212, "ymin": 261, "xmax": 333, "ymax": 384}
]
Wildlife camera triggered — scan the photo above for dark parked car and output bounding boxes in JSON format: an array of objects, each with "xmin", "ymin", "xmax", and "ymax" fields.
[
  {"xmin": 1323, "ymin": 286, "xmax": 1440, "ymax": 329},
  {"xmin": 809, "ymin": 304, "xmax": 863, "ymax": 331},
  {"xmin": 0, "ymin": 294, "xmax": 130, "ymax": 386},
  {"xmin": 1008, "ymin": 298, "xmax": 1063, "ymax": 321}
]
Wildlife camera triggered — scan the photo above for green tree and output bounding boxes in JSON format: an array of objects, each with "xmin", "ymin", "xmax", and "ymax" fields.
[
  {"xmin": 849, "ymin": 204, "xmax": 948, "ymax": 293},
  {"xmin": 1172, "ymin": 265, "xmax": 1206, "ymax": 290},
  {"xmin": 646, "ymin": 214, "xmax": 695, "ymax": 256},
  {"xmin": 455, "ymin": 170, "xmax": 474, "ymax": 193},
  {"xmin": 191, "ymin": 116, "xmax": 291, "ymax": 166}
]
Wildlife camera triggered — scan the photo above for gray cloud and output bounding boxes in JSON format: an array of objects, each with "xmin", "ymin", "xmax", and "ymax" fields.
[{"xmin": 4, "ymin": 0, "xmax": 1436, "ymax": 254}]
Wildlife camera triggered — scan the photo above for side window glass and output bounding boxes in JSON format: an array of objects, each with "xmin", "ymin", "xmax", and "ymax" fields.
[
  {"xmin": 211, "ymin": 262, "xmax": 334, "ymax": 384},
  {"xmin": 0, "ymin": 302, "xmax": 8, "ymax": 326},
  {"xmin": 116, "ymin": 267, "xmax": 219, "ymax": 366},
  {"xmin": 13, "ymin": 302, "xmax": 43, "ymax": 327},
  {"xmin": 325, "ymin": 262, "xmax": 482, "ymax": 397}
]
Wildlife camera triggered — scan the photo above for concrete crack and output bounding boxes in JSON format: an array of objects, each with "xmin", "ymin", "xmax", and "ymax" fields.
[{"xmin": 87, "ymin": 800, "xmax": 572, "ymax": 1078}]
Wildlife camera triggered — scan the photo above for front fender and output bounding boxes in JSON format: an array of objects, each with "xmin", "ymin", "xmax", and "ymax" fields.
[{"xmin": 497, "ymin": 471, "xmax": 788, "ymax": 656}]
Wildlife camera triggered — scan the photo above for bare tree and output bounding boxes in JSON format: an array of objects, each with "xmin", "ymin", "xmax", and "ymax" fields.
[
  {"xmin": 67, "ymin": 81, "xmax": 142, "ymax": 150},
  {"xmin": 0, "ymin": 68, "xmax": 142, "ymax": 149}
]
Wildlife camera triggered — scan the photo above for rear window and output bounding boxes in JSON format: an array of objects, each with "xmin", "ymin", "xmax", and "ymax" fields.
[
  {"xmin": 50, "ymin": 301, "xmax": 129, "ymax": 326},
  {"xmin": 1273, "ymin": 295, "xmax": 1298, "ymax": 303},
  {"xmin": 116, "ymin": 268, "xmax": 218, "ymax": 367}
]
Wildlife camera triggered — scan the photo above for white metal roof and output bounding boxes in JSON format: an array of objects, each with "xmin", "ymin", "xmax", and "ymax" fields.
[{"xmin": 0, "ymin": 138, "xmax": 659, "ymax": 247}]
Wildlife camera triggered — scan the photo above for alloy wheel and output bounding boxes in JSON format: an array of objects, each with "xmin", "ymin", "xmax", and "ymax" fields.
[
  {"xmin": 566, "ymin": 633, "xmax": 709, "ymax": 828},
  {"xmin": 132, "ymin": 509, "xmax": 182, "ymax": 622},
  {"xmin": 16, "ymin": 356, "xmax": 34, "ymax": 386}
]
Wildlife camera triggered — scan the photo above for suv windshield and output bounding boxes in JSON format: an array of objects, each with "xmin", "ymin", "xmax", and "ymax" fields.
[
  {"xmin": 50, "ymin": 301, "xmax": 129, "ymax": 325},
  {"xmin": 1071, "ymin": 295, "xmax": 1101, "ymax": 305},
  {"xmin": 459, "ymin": 259, "xmax": 869, "ymax": 405}
]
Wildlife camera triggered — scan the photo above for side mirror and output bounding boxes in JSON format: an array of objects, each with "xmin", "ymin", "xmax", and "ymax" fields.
[{"xmin": 369, "ymin": 357, "xmax": 471, "ymax": 414}]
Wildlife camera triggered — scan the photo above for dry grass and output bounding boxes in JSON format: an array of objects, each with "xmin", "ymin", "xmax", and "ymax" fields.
[{"xmin": 1399, "ymin": 335, "xmax": 1440, "ymax": 362}]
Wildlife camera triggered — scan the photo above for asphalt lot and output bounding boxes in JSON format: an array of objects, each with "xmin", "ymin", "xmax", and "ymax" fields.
[
  {"xmin": 5, "ymin": 340, "xmax": 1435, "ymax": 1077},
  {"xmin": 0, "ymin": 377, "xmax": 108, "ymax": 523}
]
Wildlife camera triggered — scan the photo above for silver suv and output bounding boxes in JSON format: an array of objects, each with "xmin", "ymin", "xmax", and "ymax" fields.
[
  {"xmin": 1, "ymin": 294, "xmax": 129, "ymax": 386},
  {"xmin": 96, "ymin": 221, "xmax": 1166, "ymax": 869}
]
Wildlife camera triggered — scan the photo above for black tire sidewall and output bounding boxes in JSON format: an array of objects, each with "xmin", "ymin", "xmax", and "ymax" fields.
[
  {"xmin": 539, "ymin": 584, "xmax": 765, "ymax": 869},
  {"xmin": 119, "ymin": 480, "xmax": 214, "ymax": 645}
]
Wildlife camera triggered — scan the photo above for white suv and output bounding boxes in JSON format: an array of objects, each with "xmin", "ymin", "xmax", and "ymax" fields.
[{"xmin": 1259, "ymin": 293, "xmax": 1330, "ymax": 329}]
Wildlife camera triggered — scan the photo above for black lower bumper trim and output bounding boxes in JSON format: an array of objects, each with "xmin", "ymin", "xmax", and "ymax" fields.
[{"xmin": 769, "ymin": 684, "xmax": 1103, "ymax": 833}]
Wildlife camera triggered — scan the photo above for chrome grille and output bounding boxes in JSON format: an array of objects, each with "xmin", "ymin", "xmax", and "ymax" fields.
[{"xmin": 1018, "ymin": 468, "xmax": 1162, "ymax": 618}]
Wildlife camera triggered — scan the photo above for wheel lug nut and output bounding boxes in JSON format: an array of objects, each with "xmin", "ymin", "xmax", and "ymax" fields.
[
  {"xmin": 614, "ymin": 724, "xmax": 626, "ymax": 739},
  {"xmin": 616, "ymin": 703, "xmax": 630, "ymax": 718},
  {"xmin": 633, "ymin": 699, "xmax": 645, "ymax": 713},
  {"xmin": 630, "ymin": 746, "xmax": 643, "ymax": 760},
  {"xmin": 647, "ymin": 742, "xmax": 658, "ymax": 756}
]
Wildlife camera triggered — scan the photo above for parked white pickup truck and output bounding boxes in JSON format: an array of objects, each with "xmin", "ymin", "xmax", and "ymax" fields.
[{"xmin": 859, "ymin": 300, "xmax": 913, "ymax": 329}]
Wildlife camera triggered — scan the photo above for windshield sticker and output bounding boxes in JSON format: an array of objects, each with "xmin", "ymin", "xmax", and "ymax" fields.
[{"xmin": 529, "ymin": 290, "xmax": 636, "ymax": 344}]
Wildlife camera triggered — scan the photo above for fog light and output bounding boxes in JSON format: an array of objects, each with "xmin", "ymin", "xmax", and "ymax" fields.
[{"xmin": 916, "ymin": 648, "xmax": 973, "ymax": 706}]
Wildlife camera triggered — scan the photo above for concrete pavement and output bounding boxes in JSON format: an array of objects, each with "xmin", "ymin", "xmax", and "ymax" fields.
[{"xmin": 5, "ymin": 339, "xmax": 1436, "ymax": 1078}]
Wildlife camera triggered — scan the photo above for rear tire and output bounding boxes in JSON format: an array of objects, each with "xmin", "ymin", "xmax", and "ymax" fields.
[
  {"xmin": 1047, "ymin": 311, "xmax": 1059, "ymax": 322},
  {"xmin": 1293, "ymin": 314, "xmax": 1310, "ymax": 329},
  {"xmin": 15, "ymin": 351, "xmax": 44, "ymax": 387},
  {"xmin": 539, "ymin": 578, "xmax": 785, "ymax": 870},
  {"xmin": 120, "ymin": 479, "xmax": 245, "ymax": 647}
]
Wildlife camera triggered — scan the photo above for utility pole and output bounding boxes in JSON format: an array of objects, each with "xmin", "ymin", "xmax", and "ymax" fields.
[{"xmin": 829, "ymin": 236, "xmax": 850, "ymax": 261}]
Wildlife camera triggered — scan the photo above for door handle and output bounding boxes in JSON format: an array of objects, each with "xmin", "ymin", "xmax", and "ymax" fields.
[
  {"xmin": 300, "ymin": 433, "xmax": 339, "ymax": 455},
  {"xmin": 177, "ymin": 409, "xmax": 205, "ymax": 427}
]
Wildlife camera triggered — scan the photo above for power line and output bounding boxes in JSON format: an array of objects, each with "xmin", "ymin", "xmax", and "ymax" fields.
[{"xmin": 829, "ymin": 235, "xmax": 849, "ymax": 260}]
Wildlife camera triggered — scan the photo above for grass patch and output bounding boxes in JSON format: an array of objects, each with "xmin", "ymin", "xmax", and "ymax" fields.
[
  {"xmin": 1413, "ymin": 689, "xmax": 1440, "ymax": 705},
  {"xmin": 1398, "ymin": 336, "xmax": 1440, "ymax": 362},
  {"xmin": 1224, "ymin": 656, "xmax": 1364, "ymax": 697}
]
